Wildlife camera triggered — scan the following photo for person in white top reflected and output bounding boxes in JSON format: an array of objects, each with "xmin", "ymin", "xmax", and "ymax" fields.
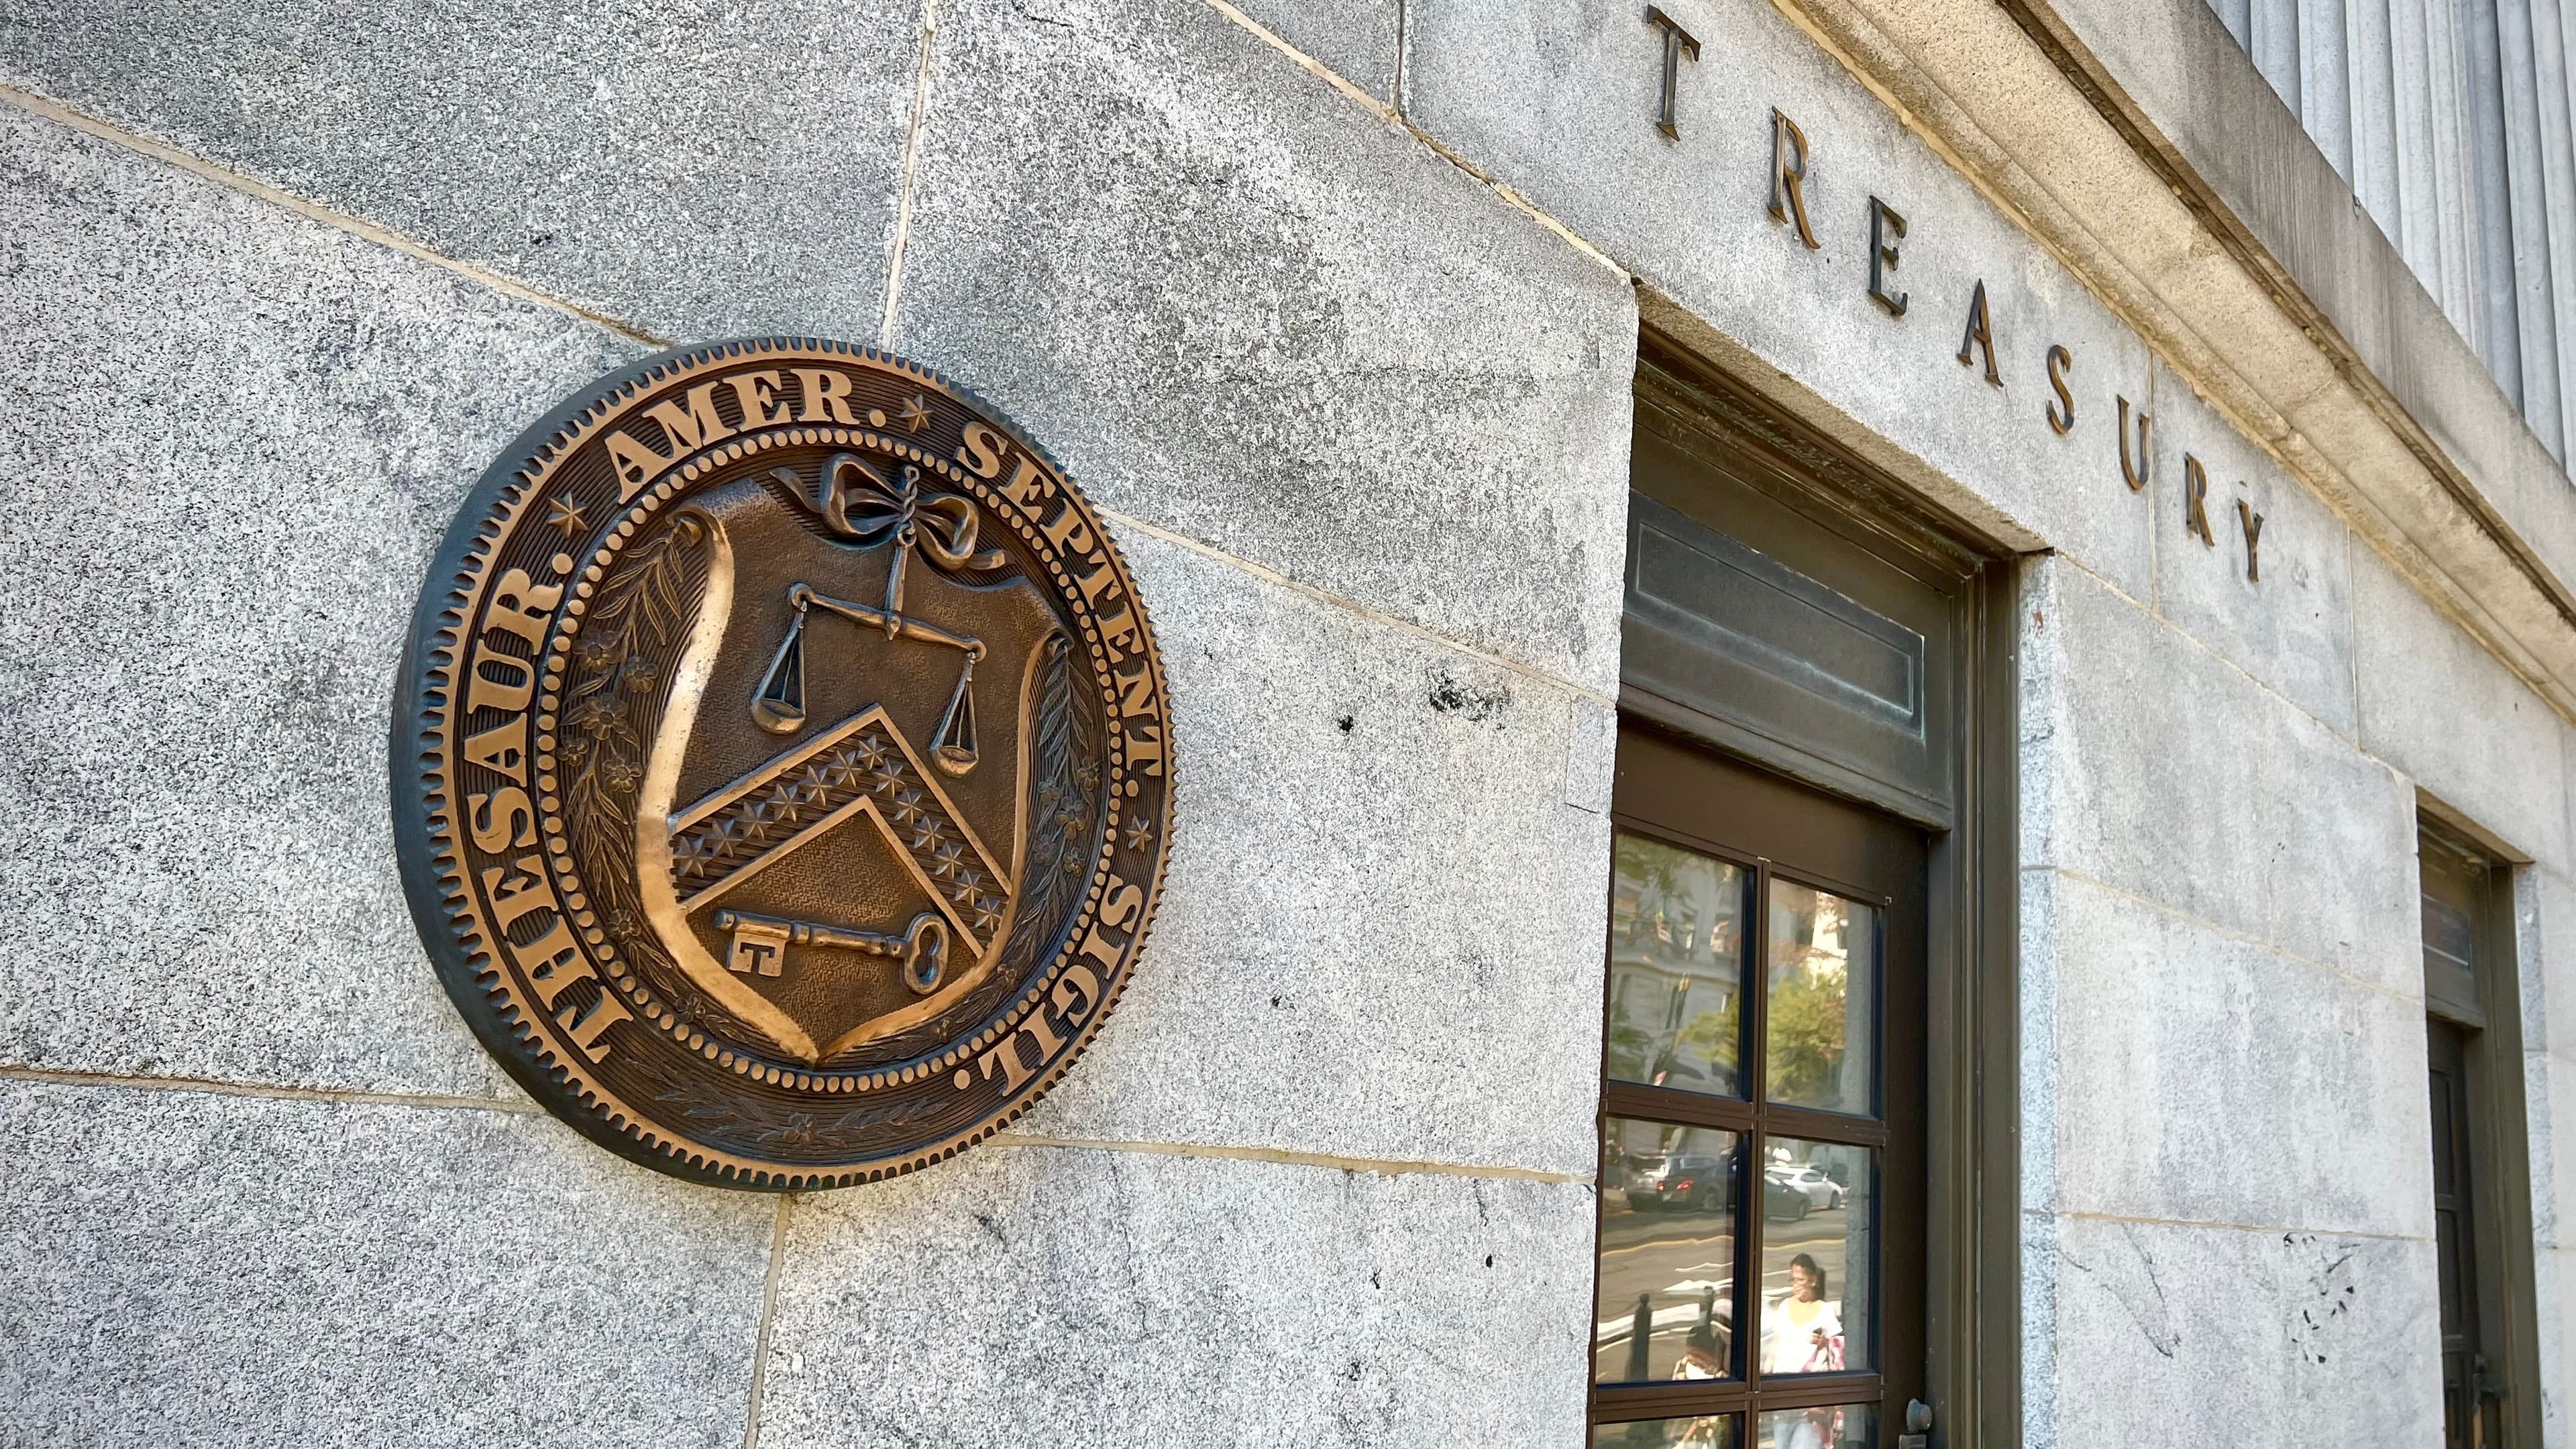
[{"xmin": 1761, "ymin": 1254, "xmax": 1844, "ymax": 1449}]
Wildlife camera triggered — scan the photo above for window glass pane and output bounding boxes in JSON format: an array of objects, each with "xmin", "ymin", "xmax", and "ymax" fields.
[
  {"xmin": 2422, "ymin": 887, "xmax": 2479, "ymax": 1014},
  {"xmin": 2423, "ymin": 890, "xmax": 2476, "ymax": 972},
  {"xmin": 1592, "ymin": 1416, "xmax": 1739, "ymax": 1448},
  {"xmin": 1754, "ymin": 1402, "xmax": 1874, "ymax": 1449},
  {"xmin": 1609, "ymin": 832, "xmax": 1749, "ymax": 1095},
  {"xmin": 1597, "ymin": 1117, "xmax": 1739, "ymax": 1383},
  {"xmin": 1764, "ymin": 880, "xmax": 1876, "ymax": 1114},
  {"xmin": 1757, "ymin": 1138, "xmax": 1873, "ymax": 1375}
]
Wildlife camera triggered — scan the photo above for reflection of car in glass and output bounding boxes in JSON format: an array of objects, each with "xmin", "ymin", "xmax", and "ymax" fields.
[
  {"xmin": 1760, "ymin": 1171, "xmax": 1813, "ymax": 1221},
  {"xmin": 1769, "ymin": 1163, "xmax": 1845, "ymax": 1210},
  {"xmin": 1633, "ymin": 1154, "xmax": 1727, "ymax": 1212}
]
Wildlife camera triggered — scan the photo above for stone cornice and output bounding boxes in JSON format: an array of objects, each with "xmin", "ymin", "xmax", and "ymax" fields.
[{"xmin": 1772, "ymin": 0, "xmax": 2576, "ymax": 719}]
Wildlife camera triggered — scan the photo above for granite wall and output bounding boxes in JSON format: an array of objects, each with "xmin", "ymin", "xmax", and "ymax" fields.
[{"xmin": 3, "ymin": 0, "xmax": 2571, "ymax": 1445}]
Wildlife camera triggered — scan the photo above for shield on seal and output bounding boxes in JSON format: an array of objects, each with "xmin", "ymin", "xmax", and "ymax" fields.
[{"xmin": 620, "ymin": 453, "xmax": 1065, "ymax": 1065}]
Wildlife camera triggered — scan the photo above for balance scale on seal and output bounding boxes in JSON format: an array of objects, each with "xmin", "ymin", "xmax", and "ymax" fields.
[{"xmin": 655, "ymin": 457, "xmax": 1010, "ymax": 1014}]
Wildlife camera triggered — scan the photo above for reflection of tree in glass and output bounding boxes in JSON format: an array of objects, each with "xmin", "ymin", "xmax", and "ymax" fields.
[
  {"xmin": 1766, "ymin": 968, "xmax": 1847, "ymax": 1103},
  {"xmin": 1768, "ymin": 891, "xmax": 1850, "ymax": 1104},
  {"xmin": 1605, "ymin": 1017, "xmax": 1658, "ymax": 1081},
  {"xmin": 1615, "ymin": 836, "xmax": 1697, "ymax": 950},
  {"xmin": 1671, "ymin": 1000, "xmax": 1739, "ymax": 1079}
]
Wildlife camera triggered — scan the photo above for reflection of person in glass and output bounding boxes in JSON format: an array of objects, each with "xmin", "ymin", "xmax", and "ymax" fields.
[
  {"xmin": 1652, "ymin": 1326, "xmax": 1731, "ymax": 1448},
  {"xmin": 1672, "ymin": 1323, "xmax": 1725, "ymax": 1381},
  {"xmin": 1762, "ymin": 1254, "xmax": 1845, "ymax": 1449},
  {"xmin": 1762, "ymin": 1253, "xmax": 1843, "ymax": 1373}
]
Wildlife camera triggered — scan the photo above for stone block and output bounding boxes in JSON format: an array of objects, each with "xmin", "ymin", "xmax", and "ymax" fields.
[
  {"xmin": 892, "ymin": 0, "xmax": 1637, "ymax": 694},
  {"xmin": 0, "ymin": 0, "xmax": 920, "ymax": 343},
  {"xmin": 2017, "ymin": 557, "xmax": 2068, "ymax": 888},
  {"xmin": 0, "ymin": 107, "xmax": 647, "ymax": 1097},
  {"xmin": 1403, "ymin": 0, "xmax": 2158, "ymax": 601},
  {"xmin": 2537, "ymin": 868, "xmax": 2576, "ymax": 1059},
  {"xmin": 2528, "ymin": 1046, "xmax": 2576, "ymax": 1258},
  {"xmin": 1230, "ymin": 0, "xmax": 1401, "ymax": 100},
  {"xmin": 0, "ymin": 1079, "xmax": 776, "ymax": 1448},
  {"xmin": 2039, "ymin": 871, "xmax": 2433, "ymax": 1237},
  {"xmin": 2526, "ymin": 871, "xmax": 2576, "ymax": 1249},
  {"xmin": 2352, "ymin": 543, "xmax": 2572, "ymax": 869},
  {"xmin": 2529, "ymin": 1047, "xmax": 2571, "ymax": 1254},
  {"xmin": 2019, "ymin": 864, "xmax": 2062, "ymax": 1219},
  {"xmin": 756, "ymin": 1142, "xmax": 1594, "ymax": 1448},
  {"xmin": 2516, "ymin": 866, "xmax": 2568, "ymax": 1054},
  {"xmin": 2019, "ymin": 1208, "xmax": 2063, "ymax": 1443},
  {"xmin": 2147, "ymin": 364, "xmax": 2357, "ymax": 734},
  {"xmin": 1014, "ymin": 529, "xmax": 1609, "ymax": 1176},
  {"xmin": 2540, "ymin": 1245, "xmax": 2575, "ymax": 1448},
  {"xmin": 2021, "ymin": 557, "xmax": 2418, "ymax": 992},
  {"xmin": 2037, "ymin": 1214, "xmax": 2442, "ymax": 1449}
]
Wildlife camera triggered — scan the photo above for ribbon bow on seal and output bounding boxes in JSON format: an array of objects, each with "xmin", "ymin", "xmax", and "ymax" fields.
[
  {"xmin": 775, "ymin": 452, "xmax": 1006, "ymax": 630},
  {"xmin": 753, "ymin": 451, "xmax": 1008, "ymax": 773}
]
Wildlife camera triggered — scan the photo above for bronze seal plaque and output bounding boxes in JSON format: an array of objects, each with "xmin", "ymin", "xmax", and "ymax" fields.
[{"xmin": 392, "ymin": 338, "xmax": 1171, "ymax": 1188}]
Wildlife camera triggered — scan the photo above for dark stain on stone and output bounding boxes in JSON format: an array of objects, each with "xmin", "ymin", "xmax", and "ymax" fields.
[
  {"xmin": 1336, "ymin": 714, "xmax": 1355, "ymax": 733},
  {"xmin": 1428, "ymin": 673, "xmax": 1510, "ymax": 723},
  {"xmin": 2287, "ymin": 1233, "xmax": 2362, "ymax": 1367},
  {"xmin": 1010, "ymin": 0, "xmax": 1079, "ymax": 32}
]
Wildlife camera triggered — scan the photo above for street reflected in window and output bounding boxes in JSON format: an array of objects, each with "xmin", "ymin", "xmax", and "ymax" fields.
[
  {"xmin": 1754, "ymin": 1401, "xmax": 1873, "ymax": 1449},
  {"xmin": 1593, "ymin": 1415, "xmax": 1738, "ymax": 1448},
  {"xmin": 1597, "ymin": 1116, "xmax": 1739, "ymax": 1383}
]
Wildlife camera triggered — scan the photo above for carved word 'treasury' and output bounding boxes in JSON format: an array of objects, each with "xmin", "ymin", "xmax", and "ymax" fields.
[{"xmin": 1639, "ymin": 9, "xmax": 2277, "ymax": 588}]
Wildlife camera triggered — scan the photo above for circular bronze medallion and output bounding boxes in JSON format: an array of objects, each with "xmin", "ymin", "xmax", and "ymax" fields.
[{"xmin": 392, "ymin": 338, "xmax": 1172, "ymax": 1188}]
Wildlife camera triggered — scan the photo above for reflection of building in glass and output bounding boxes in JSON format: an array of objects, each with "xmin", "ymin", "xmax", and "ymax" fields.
[
  {"xmin": 1607, "ymin": 841, "xmax": 1743, "ymax": 1095},
  {"xmin": 1775, "ymin": 889, "xmax": 1849, "ymax": 979}
]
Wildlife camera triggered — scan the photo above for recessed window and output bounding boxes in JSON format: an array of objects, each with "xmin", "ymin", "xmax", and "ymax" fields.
[
  {"xmin": 1615, "ymin": 341, "xmax": 2019, "ymax": 1446},
  {"xmin": 2420, "ymin": 825, "xmax": 2542, "ymax": 1449}
]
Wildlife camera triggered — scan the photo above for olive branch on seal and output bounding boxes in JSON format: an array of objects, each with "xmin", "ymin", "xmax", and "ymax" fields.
[
  {"xmin": 555, "ymin": 515, "xmax": 712, "ymax": 1021},
  {"xmin": 630, "ymin": 1058, "xmax": 948, "ymax": 1150}
]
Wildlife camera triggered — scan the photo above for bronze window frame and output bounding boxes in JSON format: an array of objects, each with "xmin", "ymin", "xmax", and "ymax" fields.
[
  {"xmin": 1594, "ymin": 329, "xmax": 2021, "ymax": 1446},
  {"xmin": 1592, "ymin": 734, "xmax": 1928, "ymax": 1434},
  {"xmin": 2420, "ymin": 818, "xmax": 2544, "ymax": 1449}
]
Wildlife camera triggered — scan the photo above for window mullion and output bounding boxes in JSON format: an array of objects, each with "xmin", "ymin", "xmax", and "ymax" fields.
[{"xmin": 1743, "ymin": 861, "xmax": 1770, "ymax": 1397}]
